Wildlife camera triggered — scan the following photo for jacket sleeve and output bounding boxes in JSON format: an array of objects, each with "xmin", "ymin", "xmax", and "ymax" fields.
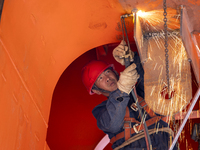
[{"xmin": 92, "ymin": 89, "xmax": 130, "ymax": 133}]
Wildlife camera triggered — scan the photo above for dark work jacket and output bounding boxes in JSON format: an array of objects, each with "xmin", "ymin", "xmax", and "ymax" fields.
[{"xmin": 92, "ymin": 52, "xmax": 177, "ymax": 150}]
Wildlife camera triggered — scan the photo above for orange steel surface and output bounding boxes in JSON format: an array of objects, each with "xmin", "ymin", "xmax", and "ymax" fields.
[
  {"xmin": 0, "ymin": 0, "xmax": 200, "ymax": 149},
  {"xmin": 0, "ymin": 0, "xmax": 124, "ymax": 149}
]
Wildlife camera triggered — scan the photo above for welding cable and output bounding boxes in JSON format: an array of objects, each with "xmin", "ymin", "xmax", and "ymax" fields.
[
  {"xmin": 114, "ymin": 127, "xmax": 174, "ymax": 150},
  {"xmin": 121, "ymin": 17, "xmax": 131, "ymax": 55},
  {"xmin": 121, "ymin": 15, "xmax": 152, "ymax": 150}
]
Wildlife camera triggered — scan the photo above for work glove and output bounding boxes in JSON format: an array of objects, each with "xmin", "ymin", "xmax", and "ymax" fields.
[
  {"xmin": 117, "ymin": 63, "xmax": 140, "ymax": 94},
  {"xmin": 113, "ymin": 40, "xmax": 134, "ymax": 65}
]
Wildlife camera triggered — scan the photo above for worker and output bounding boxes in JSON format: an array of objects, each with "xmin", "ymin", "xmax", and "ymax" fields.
[{"xmin": 81, "ymin": 41, "xmax": 177, "ymax": 150}]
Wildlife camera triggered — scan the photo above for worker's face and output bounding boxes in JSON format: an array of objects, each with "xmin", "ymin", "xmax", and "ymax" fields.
[{"xmin": 92, "ymin": 69, "xmax": 118, "ymax": 96}]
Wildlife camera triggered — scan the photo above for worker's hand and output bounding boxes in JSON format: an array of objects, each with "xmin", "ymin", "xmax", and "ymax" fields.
[
  {"xmin": 112, "ymin": 40, "xmax": 134, "ymax": 65},
  {"xmin": 117, "ymin": 63, "xmax": 140, "ymax": 94}
]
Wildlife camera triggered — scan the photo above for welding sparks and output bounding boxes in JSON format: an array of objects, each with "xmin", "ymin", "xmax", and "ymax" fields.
[
  {"xmin": 147, "ymin": 32, "xmax": 189, "ymax": 115},
  {"xmin": 137, "ymin": 8, "xmax": 180, "ymax": 32},
  {"xmin": 156, "ymin": 122, "xmax": 160, "ymax": 134},
  {"xmin": 150, "ymin": 85, "xmax": 156, "ymax": 96},
  {"xmin": 153, "ymin": 63, "xmax": 158, "ymax": 70},
  {"xmin": 138, "ymin": 7, "xmax": 192, "ymax": 120},
  {"xmin": 196, "ymin": 44, "xmax": 200, "ymax": 54}
]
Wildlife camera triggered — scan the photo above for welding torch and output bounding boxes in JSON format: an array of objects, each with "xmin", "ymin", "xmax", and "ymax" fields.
[{"xmin": 121, "ymin": 11, "xmax": 152, "ymax": 150}]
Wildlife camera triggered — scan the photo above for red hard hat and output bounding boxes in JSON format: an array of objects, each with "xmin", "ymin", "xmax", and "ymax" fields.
[{"xmin": 81, "ymin": 60, "xmax": 114, "ymax": 95}]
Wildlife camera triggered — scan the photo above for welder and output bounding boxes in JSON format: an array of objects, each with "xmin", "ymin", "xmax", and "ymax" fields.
[{"xmin": 81, "ymin": 40, "xmax": 177, "ymax": 150}]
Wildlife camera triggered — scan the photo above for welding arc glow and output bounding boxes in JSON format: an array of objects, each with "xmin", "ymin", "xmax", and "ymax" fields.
[{"xmin": 137, "ymin": 10, "xmax": 147, "ymax": 17}]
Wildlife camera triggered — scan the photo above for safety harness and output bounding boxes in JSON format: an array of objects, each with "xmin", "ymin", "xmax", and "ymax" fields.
[
  {"xmin": 110, "ymin": 95, "xmax": 200, "ymax": 145},
  {"xmin": 110, "ymin": 96, "xmax": 164, "ymax": 144}
]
